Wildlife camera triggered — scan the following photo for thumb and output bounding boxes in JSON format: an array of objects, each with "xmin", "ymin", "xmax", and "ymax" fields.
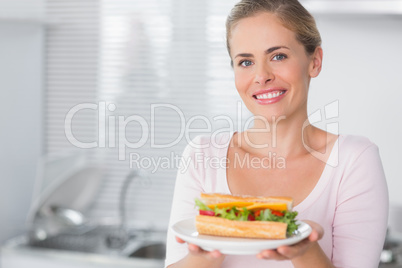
[{"xmin": 302, "ymin": 220, "xmax": 324, "ymax": 241}]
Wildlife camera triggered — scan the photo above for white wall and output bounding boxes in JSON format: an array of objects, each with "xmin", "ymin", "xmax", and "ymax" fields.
[
  {"xmin": 0, "ymin": 21, "xmax": 44, "ymax": 243},
  {"xmin": 309, "ymin": 14, "xmax": 402, "ymax": 205}
]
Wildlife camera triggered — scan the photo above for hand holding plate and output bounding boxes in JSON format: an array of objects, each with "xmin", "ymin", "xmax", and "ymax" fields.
[
  {"xmin": 175, "ymin": 236, "xmax": 225, "ymax": 260},
  {"xmin": 257, "ymin": 220, "xmax": 324, "ymax": 260}
]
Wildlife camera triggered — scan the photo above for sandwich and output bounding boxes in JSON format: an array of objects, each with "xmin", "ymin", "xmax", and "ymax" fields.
[{"xmin": 194, "ymin": 193, "xmax": 298, "ymax": 239}]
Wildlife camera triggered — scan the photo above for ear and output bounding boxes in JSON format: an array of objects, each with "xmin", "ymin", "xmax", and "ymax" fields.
[{"xmin": 309, "ymin": 46, "xmax": 323, "ymax": 78}]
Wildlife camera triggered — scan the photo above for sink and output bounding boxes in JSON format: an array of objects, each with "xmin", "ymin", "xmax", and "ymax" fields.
[
  {"xmin": 2, "ymin": 226, "xmax": 167, "ymax": 268},
  {"xmin": 129, "ymin": 243, "xmax": 166, "ymax": 259},
  {"xmin": 27, "ymin": 225, "xmax": 128, "ymax": 255},
  {"xmin": 27, "ymin": 225, "xmax": 101, "ymax": 251},
  {"xmin": 28, "ymin": 232, "xmax": 105, "ymax": 253},
  {"xmin": 26, "ymin": 225, "xmax": 166, "ymax": 258}
]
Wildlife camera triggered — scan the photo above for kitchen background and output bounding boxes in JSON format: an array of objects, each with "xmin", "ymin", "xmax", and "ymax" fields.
[{"xmin": 1, "ymin": 0, "xmax": 402, "ymax": 267}]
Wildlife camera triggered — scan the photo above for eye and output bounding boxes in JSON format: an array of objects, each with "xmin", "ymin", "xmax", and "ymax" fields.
[
  {"xmin": 239, "ymin": 60, "xmax": 253, "ymax": 67},
  {"xmin": 272, "ymin": 53, "xmax": 287, "ymax": 61}
]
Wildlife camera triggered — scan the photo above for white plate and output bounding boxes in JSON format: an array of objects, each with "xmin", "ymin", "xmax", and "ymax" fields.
[{"xmin": 172, "ymin": 218, "xmax": 312, "ymax": 255}]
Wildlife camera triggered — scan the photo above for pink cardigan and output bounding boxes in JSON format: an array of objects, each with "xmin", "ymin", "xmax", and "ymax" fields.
[{"xmin": 165, "ymin": 133, "xmax": 388, "ymax": 268}]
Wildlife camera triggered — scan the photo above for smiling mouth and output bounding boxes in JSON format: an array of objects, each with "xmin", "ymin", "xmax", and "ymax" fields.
[{"xmin": 253, "ymin": 90, "xmax": 286, "ymax": 100}]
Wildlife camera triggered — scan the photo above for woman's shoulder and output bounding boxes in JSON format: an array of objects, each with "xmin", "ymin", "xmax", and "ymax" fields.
[
  {"xmin": 336, "ymin": 134, "xmax": 381, "ymax": 167},
  {"xmin": 339, "ymin": 134, "xmax": 378, "ymax": 152}
]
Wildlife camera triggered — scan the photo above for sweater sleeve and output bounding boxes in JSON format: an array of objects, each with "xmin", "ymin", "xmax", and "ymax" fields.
[
  {"xmin": 332, "ymin": 143, "xmax": 388, "ymax": 268},
  {"xmin": 164, "ymin": 136, "xmax": 207, "ymax": 267}
]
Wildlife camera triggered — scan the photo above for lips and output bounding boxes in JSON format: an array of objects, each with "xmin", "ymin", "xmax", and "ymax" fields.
[{"xmin": 252, "ymin": 89, "xmax": 287, "ymax": 104}]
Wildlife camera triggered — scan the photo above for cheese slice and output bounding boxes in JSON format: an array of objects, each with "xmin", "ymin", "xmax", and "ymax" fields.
[
  {"xmin": 207, "ymin": 201, "xmax": 288, "ymax": 211},
  {"xmin": 207, "ymin": 201, "xmax": 254, "ymax": 209},
  {"xmin": 245, "ymin": 203, "xmax": 288, "ymax": 211}
]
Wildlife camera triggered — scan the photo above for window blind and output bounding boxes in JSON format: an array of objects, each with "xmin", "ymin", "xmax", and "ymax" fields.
[{"xmin": 45, "ymin": 0, "xmax": 253, "ymax": 230}]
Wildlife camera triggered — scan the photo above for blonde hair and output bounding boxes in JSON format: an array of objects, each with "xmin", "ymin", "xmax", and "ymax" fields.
[{"xmin": 226, "ymin": 0, "xmax": 321, "ymax": 57}]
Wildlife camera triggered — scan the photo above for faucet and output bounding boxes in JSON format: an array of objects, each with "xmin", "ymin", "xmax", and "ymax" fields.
[{"xmin": 105, "ymin": 169, "xmax": 149, "ymax": 249}]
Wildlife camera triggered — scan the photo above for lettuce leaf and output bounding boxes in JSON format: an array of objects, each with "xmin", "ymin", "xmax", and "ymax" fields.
[
  {"xmin": 213, "ymin": 206, "xmax": 250, "ymax": 221},
  {"xmin": 256, "ymin": 209, "xmax": 299, "ymax": 235},
  {"xmin": 194, "ymin": 198, "xmax": 213, "ymax": 211}
]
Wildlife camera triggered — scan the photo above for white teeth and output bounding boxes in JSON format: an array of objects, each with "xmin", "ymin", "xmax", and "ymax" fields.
[{"xmin": 255, "ymin": 91, "xmax": 284, "ymax": 100}]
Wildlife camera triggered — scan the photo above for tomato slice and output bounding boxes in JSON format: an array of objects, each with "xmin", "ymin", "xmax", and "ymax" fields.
[
  {"xmin": 254, "ymin": 210, "xmax": 261, "ymax": 217},
  {"xmin": 199, "ymin": 210, "xmax": 215, "ymax": 216},
  {"xmin": 248, "ymin": 214, "xmax": 255, "ymax": 221},
  {"xmin": 271, "ymin": 210, "xmax": 284, "ymax": 217}
]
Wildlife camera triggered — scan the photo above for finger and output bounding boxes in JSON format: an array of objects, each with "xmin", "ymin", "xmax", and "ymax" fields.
[
  {"xmin": 208, "ymin": 250, "xmax": 223, "ymax": 259},
  {"xmin": 276, "ymin": 239, "xmax": 312, "ymax": 258},
  {"xmin": 308, "ymin": 229, "xmax": 320, "ymax": 242},
  {"xmin": 188, "ymin": 243, "xmax": 202, "ymax": 254},
  {"xmin": 175, "ymin": 236, "xmax": 186, "ymax": 243},
  {"xmin": 258, "ymin": 249, "xmax": 287, "ymax": 260},
  {"xmin": 303, "ymin": 220, "xmax": 324, "ymax": 240},
  {"xmin": 188, "ymin": 244, "xmax": 223, "ymax": 260}
]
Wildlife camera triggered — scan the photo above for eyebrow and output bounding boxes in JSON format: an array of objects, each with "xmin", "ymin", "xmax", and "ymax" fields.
[{"xmin": 234, "ymin": 46, "xmax": 290, "ymax": 59}]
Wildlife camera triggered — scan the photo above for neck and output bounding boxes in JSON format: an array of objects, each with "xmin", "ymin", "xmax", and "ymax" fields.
[{"xmin": 238, "ymin": 112, "xmax": 315, "ymax": 158}]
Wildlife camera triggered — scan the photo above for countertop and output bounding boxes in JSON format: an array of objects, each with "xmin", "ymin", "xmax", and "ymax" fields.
[{"xmin": 1, "ymin": 233, "xmax": 165, "ymax": 268}]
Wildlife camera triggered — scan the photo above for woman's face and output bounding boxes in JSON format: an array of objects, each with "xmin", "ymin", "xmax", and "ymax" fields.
[{"xmin": 229, "ymin": 12, "xmax": 322, "ymax": 121}]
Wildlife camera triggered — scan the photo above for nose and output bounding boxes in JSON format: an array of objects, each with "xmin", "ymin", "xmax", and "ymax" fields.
[{"xmin": 254, "ymin": 63, "xmax": 273, "ymax": 85}]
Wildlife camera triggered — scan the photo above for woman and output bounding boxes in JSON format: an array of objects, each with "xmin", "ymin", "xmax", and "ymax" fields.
[{"xmin": 165, "ymin": 0, "xmax": 388, "ymax": 267}]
